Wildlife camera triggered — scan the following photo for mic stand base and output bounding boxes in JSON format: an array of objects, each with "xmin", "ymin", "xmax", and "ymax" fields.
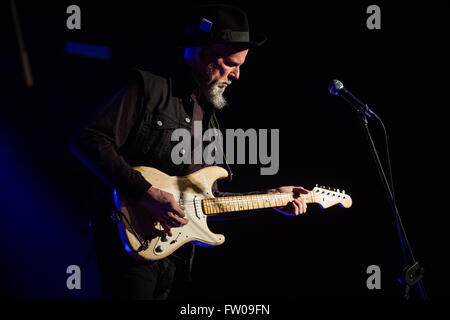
[{"xmin": 401, "ymin": 262, "xmax": 425, "ymax": 300}]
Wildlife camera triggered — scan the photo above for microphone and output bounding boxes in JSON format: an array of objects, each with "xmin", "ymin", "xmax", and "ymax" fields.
[{"xmin": 328, "ymin": 80, "xmax": 376, "ymax": 119}]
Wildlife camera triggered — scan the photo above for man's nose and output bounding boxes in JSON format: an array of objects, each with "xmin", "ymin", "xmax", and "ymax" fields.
[{"xmin": 228, "ymin": 66, "xmax": 240, "ymax": 81}]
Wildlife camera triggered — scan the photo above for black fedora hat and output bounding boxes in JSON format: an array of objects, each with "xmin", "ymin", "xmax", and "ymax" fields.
[{"xmin": 178, "ymin": 4, "xmax": 267, "ymax": 48}]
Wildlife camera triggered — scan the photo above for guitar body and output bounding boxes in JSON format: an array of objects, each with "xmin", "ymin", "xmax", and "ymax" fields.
[
  {"xmin": 113, "ymin": 166, "xmax": 352, "ymax": 261},
  {"xmin": 114, "ymin": 166, "xmax": 229, "ymax": 261}
]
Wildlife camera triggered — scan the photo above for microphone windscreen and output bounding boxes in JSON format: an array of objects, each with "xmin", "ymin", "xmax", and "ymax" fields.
[{"xmin": 328, "ymin": 80, "xmax": 344, "ymax": 96}]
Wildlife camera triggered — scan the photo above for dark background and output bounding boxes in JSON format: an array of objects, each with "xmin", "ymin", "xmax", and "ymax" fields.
[{"xmin": 0, "ymin": 0, "xmax": 447, "ymax": 301}]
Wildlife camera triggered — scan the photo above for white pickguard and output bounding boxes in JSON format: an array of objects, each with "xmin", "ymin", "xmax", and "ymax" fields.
[{"xmin": 151, "ymin": 191, "xmax": 225, "ymax": 257}]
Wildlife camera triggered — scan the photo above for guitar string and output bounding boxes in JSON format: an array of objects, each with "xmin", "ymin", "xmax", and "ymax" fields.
[
  {"xmin": 177, "ymin": 191, "xmax": 345, "ymax": 210},
  {"xmin": 179, "ymin": 194, "xmax": 309, "ymax": 206},
  {"xmin": 178, "ymin": 194, "xmax": 306, "ymax": 212}
]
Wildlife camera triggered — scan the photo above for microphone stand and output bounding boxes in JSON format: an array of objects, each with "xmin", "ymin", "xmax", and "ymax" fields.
[{"xmin": 357, "ymin": 109, "xmax": 427, "ymax": 300}]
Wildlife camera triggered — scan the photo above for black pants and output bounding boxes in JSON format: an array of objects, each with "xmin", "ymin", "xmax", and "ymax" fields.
[{"xmin": 93, "ymin": 211, "xmax": 181, "ymax": 300}]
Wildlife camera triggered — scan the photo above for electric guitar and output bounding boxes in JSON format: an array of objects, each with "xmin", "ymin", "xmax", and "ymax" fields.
[{"xmin": 113, "ymin": 166, "xmax": 352, "ymax": 261}]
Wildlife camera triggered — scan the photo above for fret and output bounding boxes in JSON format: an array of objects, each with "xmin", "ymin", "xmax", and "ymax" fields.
[
  {"xmin": 235, "ymin": 196, "xmax": 240, "ymax": 210},
  {"xmin": 227, "ymin": 196, "xmax": 233, "ymax": 211},
  {"xmin": 209, "ymin": 199, "xmax": 214, "ymax": 214},
  {"xmin": 215, "ymin": 199, "xmax": 220, "ymax": 214},
  {"xmin": 243, "ymin": 196, "xmax": 248, "ymax": 210},
  {"xmin": 241, "ymin": 196, "xmax": 248, "ymax": 211},
  {"xmin": 275, "ymin": 194, "xmax": 282, "ymax": 207},
  {"xmin": 246, "ymin": 196, "xmax": 252, "ymax": 210},
  {"xmin": 207, "ymin": 199, "xmax": 212, "ymax": 214},
  {"xmin": 271, "ymin": 195, "xmax": 277, "ymax": 207},
  {"xmin": 235, "ymin": 196, "xmax": 240, "ymax": 211},
  {"xmin": 264, "ymin": 194, "xmax": 271, "ymax": 208},
  {"xmin": 210, "ymin": 199, "xmax": 216, "ymax": 214},
  {"xmin": 215, "ymin": 199, "xmax": 221, "ymax": 212},
  {"xmin": 251, "ymin": 195, "xmax": 259, "ymax": 209},
  {"xmin": 234, "ymin": 196, "xmax": 241, "ymax": 211},
  {"xmin": 248, "ymin": 195, "xmax": 254, "ymax": 209},
  {"xmin": 265, "ymin": 195, "xmax": 271, "ymax": 207},
  {"xmin": 254, "ymin": 195, "xmax": 260, "ymax": 208},
  {"xmin": 285, "ymin": 194, "xmax": 292, "ymax": 205},
  {"xmin": 244, "ymin": 196, "xmax": 249, "ymax": 210},
  {"xmin": 265, "ymin": 195, "xmax": 270, "ymax": 207},
  {"xmin": 259, "ymin": 195, "xmax": 264, "ymax": 208},
  {"xmin": 280, "ymin": 194, "xmax": 287, "ymax": 206},
  {"xmin": 241, "ymin": 196, "xmax": 247, "ymax": 210},
  {"xmin": 205, "ymin": 199, "xmax": 209, "ymax": 214}
]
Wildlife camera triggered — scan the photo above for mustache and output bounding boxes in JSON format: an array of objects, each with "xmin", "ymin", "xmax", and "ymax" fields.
[{"xmin": 217, "ymin": 80, "xmax": 232, "ymax": 86}]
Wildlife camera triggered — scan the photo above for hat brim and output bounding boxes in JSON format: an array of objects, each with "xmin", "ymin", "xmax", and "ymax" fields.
[{"xmin": 176, "ymin": 32, "xmax": 267, "ymax": 49}]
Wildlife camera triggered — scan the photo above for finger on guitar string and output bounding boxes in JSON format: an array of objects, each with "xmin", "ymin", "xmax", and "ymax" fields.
[
  {"xmin": 169, "ymin": 202, "xmax": 187, "ymax": 219},
  {"xmin": 150, "ymin": 227, "xmax": 167, "ymax": 238},
  {"xmin": 168, "ymin": 211, "xmax": 189, "ymax": 225},
  {"xmin": 294, "ymin": 198, "xmax": 306, "ymax": 214},
  {"xmin": 155, "ymin": 214, "xmax": 174, "ymax": 236},
  {"xmin": 160, "ymin": 221, "xmax": 173, "ymax": 237},
  {"xmin": 293, "ymin": 186, "xmax": 309, "ymax": 195},
  {"xmin": 291, "ymin": 201, "xmax": 300, "ymax": 215}
]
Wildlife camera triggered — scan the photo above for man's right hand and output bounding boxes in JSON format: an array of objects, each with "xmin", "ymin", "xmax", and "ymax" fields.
[{"xmin": 138, "ymin": 186, "xmax": 189, "ymax": 237}]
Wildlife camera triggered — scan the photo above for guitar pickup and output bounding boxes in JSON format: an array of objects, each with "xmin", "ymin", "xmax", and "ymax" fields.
[{"xmin": 179, "ymin": 192, "xmax": 184, "ymax": 206}]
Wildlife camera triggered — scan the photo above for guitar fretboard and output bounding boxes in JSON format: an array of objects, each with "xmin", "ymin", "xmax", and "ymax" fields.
[{"xmin": 201, "ymin": 192, "xmax": 315, "ymax": 215}]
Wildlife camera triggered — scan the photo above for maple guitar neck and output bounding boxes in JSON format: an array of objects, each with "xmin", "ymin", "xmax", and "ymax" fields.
[{"xmin": 201, "ymin": 188, "xmax": 351, "ymax": 215}]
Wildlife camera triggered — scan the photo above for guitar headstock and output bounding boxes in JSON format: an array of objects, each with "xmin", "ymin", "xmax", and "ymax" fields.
[{"xmin": 311, "ymin": 185, "xmax": 352, "ymax": 209}]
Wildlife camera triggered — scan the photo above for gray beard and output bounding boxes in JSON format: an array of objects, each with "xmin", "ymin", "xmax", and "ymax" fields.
[
  {"xmin": 202, "ymin": 63, "xmax": 231, "ymax": 110},
  {"xmin": 205, "ymin": 83, "xmax": 228, "ymax": 110}
]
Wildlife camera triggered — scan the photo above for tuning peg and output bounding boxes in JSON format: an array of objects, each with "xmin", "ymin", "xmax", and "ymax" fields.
[
  {"xmin": 342, "ymin": 190, "xmax": 346, "ymax": 194},
  {"xmin": 337, "ymin": 189, "xmax": 340, "ymax": 193}
]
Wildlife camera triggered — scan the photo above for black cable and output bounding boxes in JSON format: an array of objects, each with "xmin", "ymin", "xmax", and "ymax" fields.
[
  {"xmin": 371, "ymin": 113, "xmax": 414, "ymax": 264},
  {"xmin": 111, "ymin": 207, "xmax": 149, "ymax": 251}
]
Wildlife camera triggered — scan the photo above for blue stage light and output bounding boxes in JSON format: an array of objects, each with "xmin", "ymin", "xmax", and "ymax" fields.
[{"xmin": 64, "ymin": 41, "xmax": 112, "ymax": 60}]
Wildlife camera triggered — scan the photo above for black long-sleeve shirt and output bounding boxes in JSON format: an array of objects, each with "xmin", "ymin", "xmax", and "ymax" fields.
[{"xmin": 71, "ymin": 65, "xmax": 262, "ymax": 203}]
